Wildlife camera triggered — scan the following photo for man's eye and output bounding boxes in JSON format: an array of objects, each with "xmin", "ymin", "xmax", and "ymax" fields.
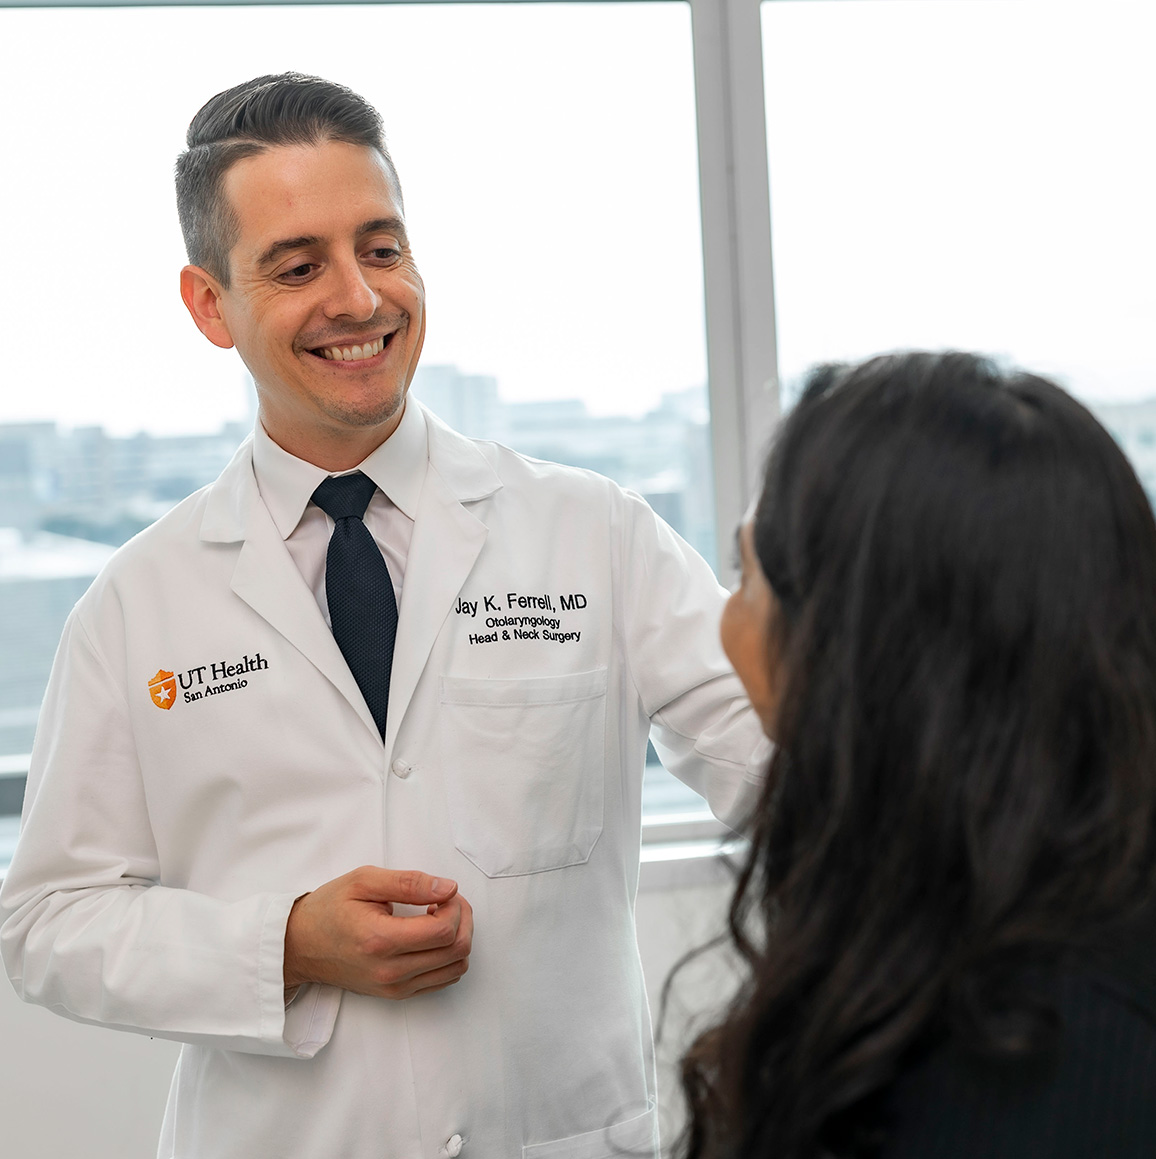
[
  {"xmin": 281, "ymin": 263, "xmax": 315, "ymax": 281},
  {"xmin": 369, "ymin": 247, "xmax": 401, "ymax": 263}
]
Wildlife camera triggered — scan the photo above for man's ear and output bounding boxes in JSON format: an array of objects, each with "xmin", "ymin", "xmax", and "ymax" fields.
[{"xmin": 180, "ymin": 265, "xmax": 235, "ymax": 350}]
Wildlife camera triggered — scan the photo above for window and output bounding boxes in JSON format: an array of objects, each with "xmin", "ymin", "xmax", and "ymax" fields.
[
  {"xmin": 0, "ymin": 2, "xmax": 723, "ymax": 853},
  {"xmin": 762, "ymin": 0, "xmax": 1156, "ymax": 464}
]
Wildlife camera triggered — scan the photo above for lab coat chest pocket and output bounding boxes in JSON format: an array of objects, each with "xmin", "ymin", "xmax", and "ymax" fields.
[{"xmin": 438, "ymin": 668, "xmax": 607, "ymax": 876}]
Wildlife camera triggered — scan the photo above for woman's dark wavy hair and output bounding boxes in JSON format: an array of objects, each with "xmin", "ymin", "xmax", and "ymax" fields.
[{"xmin": 677, "ymin": 350, "xmax": 1156, "ymax": 1159}]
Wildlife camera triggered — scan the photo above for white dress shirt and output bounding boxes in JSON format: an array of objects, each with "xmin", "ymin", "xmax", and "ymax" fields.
[{"xmin": 251, "ymin": 401, "xmax": 428, "ymax": 621}]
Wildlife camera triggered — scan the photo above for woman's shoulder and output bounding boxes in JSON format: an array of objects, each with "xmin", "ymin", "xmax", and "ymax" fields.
[{"xmin": 878, "ymin": 921, "xmax": 1156, "ymax": 1158}]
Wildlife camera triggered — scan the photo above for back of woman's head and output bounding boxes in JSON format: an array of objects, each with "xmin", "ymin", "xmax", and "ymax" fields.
[
  {"xmin": 682, "ymin": 351, "xmax": 1156, "ymax": 1158},
  {"xmin": 760, "ymin": 351, "xmax": 1156, "ymax": 927}
]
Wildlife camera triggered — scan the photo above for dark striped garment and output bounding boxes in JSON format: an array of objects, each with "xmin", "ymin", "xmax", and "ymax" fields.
[{"xmin": 879, "ymin": 918, "xmax": 1156, "ymax": 1157}]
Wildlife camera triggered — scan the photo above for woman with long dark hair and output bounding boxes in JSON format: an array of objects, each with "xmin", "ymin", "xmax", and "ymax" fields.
[{"xmin": 680, "ymin": 351, "xmax": 1156, "ymax": 1157}]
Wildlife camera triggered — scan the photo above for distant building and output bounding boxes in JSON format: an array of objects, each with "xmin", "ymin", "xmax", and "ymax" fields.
[
  {"xmin": 0, "ymin": 420, "xmax": 250, "ymax": 545},
  {"xmin": 409, "ymin": 365, "xmax": 505, "ymax": 443},
  {"xmin": 0, "ymin": 423, "xmax": 57, "ymax": 535},
  {"xmin": 0, "ymin": 529, "xmax": 115, "ymax": 757},
  {"xmin": 411, "ymin": 366, "xmax": 716, "ymax": 564}
]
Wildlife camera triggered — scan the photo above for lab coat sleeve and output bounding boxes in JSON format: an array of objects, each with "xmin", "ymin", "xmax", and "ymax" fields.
[
  {"xmin": 619, "ymin": 491, "xmax": 771, "ymax": 830},
  {"xmin": 0, "ymin": 610, "xmax": 338, "ymax": 1058}
]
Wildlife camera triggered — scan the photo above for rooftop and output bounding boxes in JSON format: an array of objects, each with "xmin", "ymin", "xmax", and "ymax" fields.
[{"xmin": 0, "ymin": 528, "xmax": 115, "ymax": 581}]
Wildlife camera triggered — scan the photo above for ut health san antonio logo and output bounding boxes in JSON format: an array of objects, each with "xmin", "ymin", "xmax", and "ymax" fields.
[
  {"xmin": 147, "ymin": 654, "xmax": 269, "ymax": 710},
  {"xmin": 148, "ymin": 669, "xmax": 177, "ymax": 710}
]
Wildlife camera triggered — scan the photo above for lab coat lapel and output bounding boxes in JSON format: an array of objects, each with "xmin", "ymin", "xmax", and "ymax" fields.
[
  {"xmin": 385, "ymin": 465, "xmax": 486, "ymax": 755},
  {"xmin": 201, "ymin": 441, "xmax": 381, "ymax": 741},
  {"xmin": 384, "ymin": 408, "xmax": 501, "ymax": 754}
]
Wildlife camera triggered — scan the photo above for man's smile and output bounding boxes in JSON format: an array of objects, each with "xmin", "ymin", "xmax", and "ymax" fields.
[
  {"xmin": 303, "ymin": 329, "xmax": 399, "ymax": 364},
  {"xmin": 311, "ymin": 334, "xmax": 389, "ymax": 362}
]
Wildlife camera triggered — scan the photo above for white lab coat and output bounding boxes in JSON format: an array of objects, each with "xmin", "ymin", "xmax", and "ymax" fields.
[{"xmin": 1, "ymin": 403, "xmax": 766, "ymax": 1159}]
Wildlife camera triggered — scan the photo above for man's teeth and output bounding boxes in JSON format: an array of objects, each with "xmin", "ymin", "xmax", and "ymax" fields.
[{"xmin": 318, "ymin": 336, "xmax": 386, "ymax": 361}]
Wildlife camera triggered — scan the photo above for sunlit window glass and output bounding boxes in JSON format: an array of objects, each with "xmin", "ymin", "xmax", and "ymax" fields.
[
  {"xmin": 0, "ymin": 2, "xmax": 714, "ymax": 838},
  {"xmin": 762, "ymin": 0, "xmax": 1156, "ymax": 485}
]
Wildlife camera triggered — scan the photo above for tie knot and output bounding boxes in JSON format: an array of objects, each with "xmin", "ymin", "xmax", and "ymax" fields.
[{"xmin": 312, "ymin": 472, "xmax": 378, "ymax": 521}]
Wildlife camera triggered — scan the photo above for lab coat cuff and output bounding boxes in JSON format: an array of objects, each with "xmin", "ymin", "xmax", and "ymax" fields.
[
  {"xmin": 745, "ymin": 735, "xmax": 773, "ymax": 781},
  {"xmin": 260, "ymin": 893, "xmax": 338, "ymax": 1057},
  {"xmin": 726, "ymin": 735, "xmax": 774, "ymax": 834},
  {"xmin": 281, "ymin": 984, "xmax": 342, "ymax": 1058}
]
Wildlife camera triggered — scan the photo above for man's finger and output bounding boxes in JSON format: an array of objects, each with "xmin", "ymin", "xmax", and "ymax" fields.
[
  {"xmin": 380, "ymin": 949, "xmax": 472, "ymax": 997},
  {"xmin": 370, "ymin": 901, "xmax": 466, "ymax": 957},
  {"xmin": 348, "ymin": 866, "xmax": 458, "ymax": 907},
  {"xmin": 409, "ymin": 956, "xmax": 471, "ymax": 994}
]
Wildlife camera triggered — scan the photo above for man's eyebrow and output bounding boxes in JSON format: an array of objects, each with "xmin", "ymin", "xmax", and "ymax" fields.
[
  {"xmin": 256, "ymin": 236, "xmax": 321, "ymax": 269},
  {"xmin": 255, "ymin": 218, "xmax": 408, "ymax": 270},
  {"xmin": 359, "ymin": 217, "xmax": 409, "ymax": 245}
]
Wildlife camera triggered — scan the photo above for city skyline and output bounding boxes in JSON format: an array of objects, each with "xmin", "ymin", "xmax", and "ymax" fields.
[
  {"xmin": 0, "ymin": 365, "xmax": 714, "ymax": 536},
  {"xmin": 0, "ymin": 363, "xmax": 717, "ymax": 778}
]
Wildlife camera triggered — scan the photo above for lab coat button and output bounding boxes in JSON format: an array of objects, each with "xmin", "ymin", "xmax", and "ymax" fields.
[
  {"xmin": 391, "ymin": 759, "xmax": 412, "ymax": 779},
  {"xmin": 443, "ymin": 1135, "xmax": 464, "ymax": 1158}
]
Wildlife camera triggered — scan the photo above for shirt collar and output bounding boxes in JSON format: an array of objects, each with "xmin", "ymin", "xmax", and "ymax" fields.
[{"xmin": 252, "ymin": 399, "xmax": 429, "ymax": 540}]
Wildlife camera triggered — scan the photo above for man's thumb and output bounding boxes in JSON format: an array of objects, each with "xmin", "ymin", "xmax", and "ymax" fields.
[{"xmin": 363, "ymin": 867, "xmax": 457, "ymax": 905}]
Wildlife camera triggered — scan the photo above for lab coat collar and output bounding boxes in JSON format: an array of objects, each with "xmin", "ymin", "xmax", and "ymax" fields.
[
  {"xmin": 250, "ymin": 423, "xmax": 324, "ymax": 541},
  {"xmin": 418, "ymin": 401, "xmax": 503, "ymax": 504},
  {"xmin": 197, "ymin": 398, "xmax": 503, "ymax": 747},
  {"xmin": 199, "ymin": 398, "xmax": 501, "ymax": 544},
  {"xmin": 200, "ymin": 436, "xmax": 256, "ymax": 544},
  {"xmin": 250, "ymin": 400, "xmax": 430, "ymax": 539}
]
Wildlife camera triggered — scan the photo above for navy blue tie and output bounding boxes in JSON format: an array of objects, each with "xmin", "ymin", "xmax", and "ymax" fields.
[{"xmin": 311, "ymin": 473, "xmax": 397, "ymax": 739}]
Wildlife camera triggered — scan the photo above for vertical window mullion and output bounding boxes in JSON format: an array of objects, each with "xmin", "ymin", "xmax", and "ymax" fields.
[{"xmin": 691, "ymin": 0, "xmax": 780, "ymax": 581}]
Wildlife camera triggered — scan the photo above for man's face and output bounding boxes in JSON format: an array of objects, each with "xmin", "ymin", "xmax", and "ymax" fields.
[{"xmin": 185, "ymin": 139, "xmax": 425, "ymax": 466}]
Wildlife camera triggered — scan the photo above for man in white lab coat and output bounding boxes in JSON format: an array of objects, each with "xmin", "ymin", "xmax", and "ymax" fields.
[{"xmin": 0, "ymin": 74, "xmax": 766, "ymax": 1158}]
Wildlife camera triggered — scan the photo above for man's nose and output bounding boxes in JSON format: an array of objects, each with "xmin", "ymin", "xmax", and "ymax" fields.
[{"xmin": 323, "ymin": 259, "xmax": 380, "ymax": 321}]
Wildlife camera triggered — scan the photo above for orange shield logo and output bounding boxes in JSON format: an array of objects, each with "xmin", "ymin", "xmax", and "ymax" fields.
[{"xmin": 148, "ymin": 669, "xmax": 177, "ymax": 710}]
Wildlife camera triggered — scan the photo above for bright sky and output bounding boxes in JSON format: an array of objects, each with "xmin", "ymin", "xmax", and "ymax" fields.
[
  {"xmin": 1, "ymin": 3, "xmax": 703, "ymax": 434},
  {"xmin": 2, "ymin": 0, "xmax": 1153, "ymax": 436},
  {"xmin": 764, "ymin": 0, "xmax": 1156, "ymax": 407}
]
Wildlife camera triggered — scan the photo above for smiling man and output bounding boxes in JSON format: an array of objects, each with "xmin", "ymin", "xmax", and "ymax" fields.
[
  {"xmin": 181, "ymin": 134, "xmax": 426, "ymax": 470},
  {"xmin": 0, "ymin": 74, "xmax": 767, "ymax": 1159}
]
